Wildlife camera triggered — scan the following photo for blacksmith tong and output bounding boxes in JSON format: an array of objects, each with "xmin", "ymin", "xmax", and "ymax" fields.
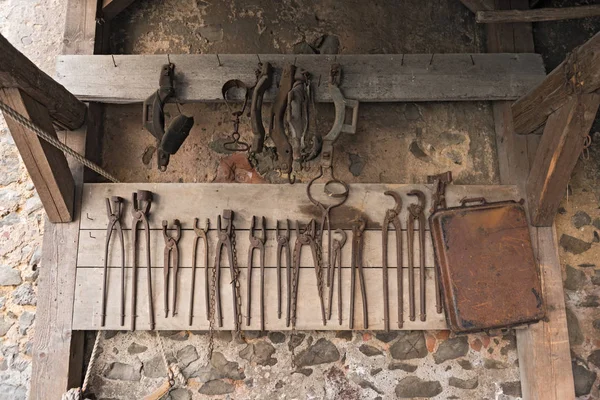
[
  {"xmin": 350, "ymin": 217, "xmax": 367, "ymax": 329},
  {"xmin": 276, "ymin": 220, "xmax": 291, "ymax": 324},
  {"xmin": 327, "ymin": 229, "xmax": 347, "ymax": 325},
  {"xmin": 131, "ymin": 190, "xmax": 154, "ymax": 330},
  {"xmin": 246, "ymin": 216, "xmax": 266, "ymax": 330},
  {"xmin": 383, "ymin": 191, "xmax": 403, "ymax": 330},
  {"xmin": 102, "ymin": 196, "xmax": 124, "ymax": 327},
  {"xmin": 143, "ymin": 63, "xmax": 194, "ymax": 171},
  {"xmin": 407, "ymin": 190, "xmax": 426, "ymax": 322},
  {"xmin": 163, "ymin": 219, "xmax": 181, "ymax": 318},
  {"xmin": 191, "ymin": 218, "xmax": 209, "ymax": 325}
]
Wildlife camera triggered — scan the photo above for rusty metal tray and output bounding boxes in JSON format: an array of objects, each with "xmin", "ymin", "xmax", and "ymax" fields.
[{"xmin": 430, "ymin": 197, "xmax": 544, "ymax": 333}]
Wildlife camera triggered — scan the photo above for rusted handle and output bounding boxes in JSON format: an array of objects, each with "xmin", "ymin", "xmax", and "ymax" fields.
[{"xmin": 459, "ymin": 197, "xmax": 487, "ymax": 207}]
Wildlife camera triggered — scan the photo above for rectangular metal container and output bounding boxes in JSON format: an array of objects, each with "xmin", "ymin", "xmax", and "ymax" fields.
[{"xmin": 430, "ymin": 197, "xmax": 545, "ymax": 333}]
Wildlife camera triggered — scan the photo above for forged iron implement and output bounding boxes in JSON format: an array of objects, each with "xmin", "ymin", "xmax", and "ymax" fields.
[
  {"xmin": 222, "ymin": 80, "xmax": 251, "ymax": 152},
  {"xmin": 327, "ymin": 229, "xmax": 347, "ymax": 325},
  {"xmin": 269, "ymin": 64, "xmax": 296, "ymax": 182},
  {"xmin": 287, "ymin": 69, "xmax": 311, "ymax": 175},
  {"xmin": 427, "ymin": 171, "xmax": 452, "ymax": 314},
  {"xmin": 142, "ymin": 63, "xmax": 194, "ymax": 171},
  {"xmin": 290, "ymin": 220, "xmax": 326, "ymax": 328},
  {"xmin": 131, "ymin": 190, "xmax": 154, "ymax": 330},
  {"xmin": 246, "ymin": 216, "xmax": 266, "ymax": 330},
  {"xmin": 407, "ymin": 190, "xmax": 427, "ymax": 322},
  {"xmin": 213, "ymin": 210, "xmax": 241, "ymax": 330},
  {"xmin": 382, "ymin": 191, "xmax": 403, "ymax": 331},
  {"xmin": 102, "ymin": 196, "xmax": 125, "ymax": 327},
  {"xmin": 349, "ymin": 217, "xmax": 367, "ymax": 329},
  {"xmin": 163, "ymin": 219, "xmax": 182, "ymax": 317},
  {"xmin": 191, "ymin": 218, "xmax": 209, "ymax": 325},
  {"xmin": 250, "ymin": 62, "xmax": 273, "ymax": 153},
  {"xmin": 276, "ymin": 219, "xmax": 292, "ymax": 324}
]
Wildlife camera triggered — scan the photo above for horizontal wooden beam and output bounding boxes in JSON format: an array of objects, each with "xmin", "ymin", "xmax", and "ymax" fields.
[
  {"xmin": 101, "ymin": 0, "xmax": 136, "ymax": 20},
  {"xmin": 55, "ymin": 53, "xmax": 546, "ymax": 103},
  {"xmin": 512, "ymin": 31, "xmax": 600, "ymax": 134},
  {"xmin": 477, "ymin": 5, "xmax": 600, "ymax": 23},
  {"xmin": 527, "ymin": 93, "xmax": 600, "ymax": 226},
  {"xmin": 459, "ymin": 0, "xmax": 494, "ymax": 13},
  {"xmin": 0, "ymin": 34, "xmax": 86, "ymax": 130}
]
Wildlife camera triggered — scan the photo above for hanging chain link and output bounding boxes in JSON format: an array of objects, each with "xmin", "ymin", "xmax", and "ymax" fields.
[
  {"xmin": 0, "ymin": 101, "xmax": 120, "ymax": 183},
  {"xmin": 208, "ymin": 248, "xmax": 218, "ymax": 361},
  {"xmin": 231, "ymin": 225, "xmax": 243, "ymax": 332}
]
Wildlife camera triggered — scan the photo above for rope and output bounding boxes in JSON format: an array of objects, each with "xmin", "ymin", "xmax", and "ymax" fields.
[
  {"xmin": 60, "ymin": 330, "xmax": 102, "ymax": 400},
  {"xmin": 0, "ymin": 101, "xmax": 120, "ymax": 183}
]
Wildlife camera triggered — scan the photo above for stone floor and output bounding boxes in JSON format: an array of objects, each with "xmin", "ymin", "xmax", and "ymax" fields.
[{"xmin": 0, "ymin": 0, "xmax": 598, "ymax": 399}]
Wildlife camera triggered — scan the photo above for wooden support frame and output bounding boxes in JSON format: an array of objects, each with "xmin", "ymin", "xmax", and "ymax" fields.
[
  {"xmin": 459, "ymin": 0, "xmax": 495, "ymax": 13},
  {"xmin": 477, "ymin": 5, "xmax": 600, "ymax": 23},
  {"xmin": 101, "ymin": 0, "xmax": 137, "ymax": 20}
]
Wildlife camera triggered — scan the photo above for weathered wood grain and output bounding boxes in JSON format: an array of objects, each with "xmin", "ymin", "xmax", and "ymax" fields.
[
  {"xmin": 102, "ymin": 0, "xmax": 137, "ymax": 20},
  {"xmin": 477, "ymin": 5, "xmax": 600, "ymax": 23},
  {"xmin": 459, "ymin": 0, "xmax": 495, "ymax": 13},
  {"xmin": 55, "ymin": 53, "xmax": 546, "ymax": 103}
]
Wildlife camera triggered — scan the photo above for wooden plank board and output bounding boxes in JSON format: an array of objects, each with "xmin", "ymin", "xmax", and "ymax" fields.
[
  {"xmin": 73, "ymin": 265, "xmax": 445, "ymax": 330},
  {"xmin": 55, "ymin": 53, "xmax": 547, "ymax": 104},
  {"xmin": 477, "ymin": 5, "xmax": 600, "ymax": 23},
  {"xmin": 459, "ymin": 0, "xmax": 495, "ymax": 13},
  {"xmin": 102, "ymin": 0, "xmax": 137, "ymax": 20}
]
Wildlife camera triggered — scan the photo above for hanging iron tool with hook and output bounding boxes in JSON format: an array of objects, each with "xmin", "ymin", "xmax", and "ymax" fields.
[
  {"xmin": 250, "ymin": 62, "xmax": 273, "ymax": 154},
  {"xmin": 163, "ymin": 220, "xmax": 181, "ymax": 318},
  {"xmin": 327, "ymin": 229, "xmax": 346, "ymax": 325},
  {"xmin": 191, "ymin": 218, "xmax": 210, "ymax": 325},
  {"xmin": 222, "ymin": 80, "xmax": 251, "ymax": 152},
  {"xmin": 407, "ymin": 190, "xmax": 427, "ymax": 322},
  {"xmin": 276, "ymin": 220, "xmax": 291, "ymax": 324},
  {"xmin": 213, "ymin": 210, "xmax": 242, "ymax": 331},
  {"xmin": 143, "ymin": 63, "xmax": 194, "ymax": 171},
  {"xmin": 427, "ymin": 171, "xmax": 452, "ymax": 315},
  {"xmin": 131, "ymin": 190, "xmax": 154, "ymax": 330},
  {"xmin": 102, "ymin": 196, "xmax": 125, "ymax": 327},
  {"xmin": 382, "ymin": 191, "xmax": 403, "ymax": 331},
  {"xmin": 349, "ymin": 217, "xmax": 367, "ymax": 329},
  {"xmin": 290, "ymin": 220, "xmax": 326, "ymax": 328},
  {"xmin": 246, "ymin": 216, "xmax": 266, "ymax": 330},
  {"xmin": 287, "ymin": 68, "xmax": 311, "ymax": 175},
  {"xmin": 268, "ymin": 64, "xmax": 296, "ymax": 181}
]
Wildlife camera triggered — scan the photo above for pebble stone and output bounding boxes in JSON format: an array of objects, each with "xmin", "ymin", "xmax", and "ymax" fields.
[
  {"xmin": 395, "ymin": 376, "xmax": 443, "ymax": 398},
  {"xmin": 294, "ymin": 338, "xmax": 340, "ymax": 367},
  {"xmin": 433, "ymin": 336, "xmax": 469, "ymax": 364},
  {"xmin": 448, "ymin": 376, "xmax": 478, "ymax": 389},
  {"xmin": 359, "ymin": 344, "xmax": 382, "ymax": 357},
  {"xmin": 390, "ymin": 331, "xmax": 427, "ymax": 360},
  {"xmin": 572, "ymin": 211, "xmax": 591, "ymax": 229},
  {"xmin": 0, "ymin": 265, "xmax": 22, "ymax": 286},
  {"xmin": 198, "ymin": 380, "xmax": 234, "ymax": 396},
  {"xmin": 104, "ymin": 362, "xmax": 142, "ymax": 381}
]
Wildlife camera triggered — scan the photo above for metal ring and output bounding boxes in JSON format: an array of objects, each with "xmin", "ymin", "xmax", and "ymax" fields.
[{"xmin": 324, "ymin": 179, "xmax": 349, "ymax": 198}]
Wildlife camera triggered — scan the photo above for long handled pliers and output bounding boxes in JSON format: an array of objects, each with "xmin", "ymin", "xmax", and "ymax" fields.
[
  {"xmin": 102, "ymin": 196, "xmax": 124, "ymax": 327},
  {"xmin": 191, "ymin": 218, "xmax": 209, "ymax": 325},
  {"xmin": 246, "ymin": 216, "xmax": 266, "ymax": 330},
  {"xmin": 350, "ymin": 217, "xmax": 367, "ymax": 329},
  {"xmin": 131, "ymin": 190, "xmax": 153, "ymax": 330},
  {"xmin": 327, "ymin": 229, "xmax": 347, "ymax": 325},
  {"xmin": 163, "ymin": 219, "xmax": 181, "ymax": 317},
  {"xmin": 214, "ymin": 210, "xmax": 240, "ymax": 330},
  {"xmin": 383, "ymin": 191, "xmax": 403, "ymax": 330},
  {"xmin": 407, "ymin": 190, "xmax": 426, "ymax": 322},
  {"xmin": 276, "ymin": 220, "xmax": 291, "ymax": 324}
]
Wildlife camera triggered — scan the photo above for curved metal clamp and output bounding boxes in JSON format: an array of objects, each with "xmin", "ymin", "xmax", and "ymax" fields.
[{"xmin": 250, "ymin": 62, "xmax": 273, "ymax": 153}]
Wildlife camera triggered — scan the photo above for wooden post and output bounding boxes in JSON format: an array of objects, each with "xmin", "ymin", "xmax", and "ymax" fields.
[
  {"xmin": 477, "ymin": 5, "xmax": 600, "ymax": 23},
  {"xmin": 0, "ymin": 34, "xmax": 86, "ymax": 130},
  {"xmin": 527, "ymin": 93, "xmax": 600, "ymax": 226},
  {"xmin": 0, "ymin": 88, "xmax": 75, "ymax": 222},
  {"xmin": 512, "ymin": 32, "xmax": 600, "ymax": 135}
]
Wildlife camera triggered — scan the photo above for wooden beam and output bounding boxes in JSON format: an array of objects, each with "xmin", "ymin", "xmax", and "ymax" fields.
[
  {"xmin": 29, "ymin": 0, "xmax": 97, "ymax": 398},
  {"xmin": 55, "ymin": 53, "xmax": 546, "ymax": 103},
  {"xmin": 102, "ymin": 0, "xmax": 136, "ymax": 20},
  {"xmin": 512, "ymin": 32, "xmax": 600, "ymax": 134},
  {"xmin": 459, "ymin": 0, "xmax": 495, "ymax": 13},
  {"xmin": 0, "ymin": 88, "xmax": 75, "ymax": 222},
  {"xmin": 527, "ymin": 93, "xmax": 600, "ymax": 226},
  {"xmin": 477, "ymin": 5, "xmax": 600, "ymax": 23},
  {"xmin": 0, "ymin": 34, "xmax": 87, "ymax": 130}
]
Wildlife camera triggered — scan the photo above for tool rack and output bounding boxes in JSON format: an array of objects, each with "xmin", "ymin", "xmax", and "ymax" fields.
[{"xmin": 1, "ymin": 0, "xmax": 596, "ymax": 398}]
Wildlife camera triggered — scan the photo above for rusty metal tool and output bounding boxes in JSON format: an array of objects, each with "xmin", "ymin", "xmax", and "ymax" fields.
[
  {"xmin": 269, "ymin": 64, "xmax": 295, "ymax": 181},
  {"xmin": 214, "ymin": 210, "xmax": 241, "ymax": 330},
  {"xmin": 427, "ymin": 171, "xmax": 452, "ymax": 314},
  {"xmin": 327, "ymin": 229, "xmax": 346, "ymax": 325},
  {"xmin": 222, "ymin": 80, "xmax": 251, "ymax": 152},
  {"xmin": 287, "ymin": 69, "xmax": 310, "ymax": 174},
  {"xmin": 276, "ymin": 220, "xmax": 291, "ymax": 323},
  {"xmin": 162, "ymin": 219, "xmax": 181, "ymax": 317},
  {"xmin": 290, "ymin": 220, "xmax": 326, "ymax": 328},
  {"xmin": 250, "ymin": 62, "xmax": 273, "ymax": 154},
  {"xmin": 349, "ymin": 217, "xmax": 367, "ymax": 329},
  {"xmin": 191, "ymin": 218, "xmax": 209, "ymax": 325},
  {"xmin": 382, "ymin": 191, "xmax": 403, "ymax": 331},
  {"xmin": 102, "ymin": 196, "xmax": 125, "ymax": 327},
  {"xmin": 131, "ymin": 190, "xmax": 154, "ymax": 330},
  {"xmin": 407, "ymin": 190, "xmax": 426, "ymax": 322},
  {"xmin": 246, "ymin": 216, "xmax": 266, "ymax": 330}
]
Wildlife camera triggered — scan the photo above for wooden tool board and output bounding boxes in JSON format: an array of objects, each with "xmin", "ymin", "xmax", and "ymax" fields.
[{"xmin": 74, "ymin": 183, "xmax": 520, "ymax": 331}]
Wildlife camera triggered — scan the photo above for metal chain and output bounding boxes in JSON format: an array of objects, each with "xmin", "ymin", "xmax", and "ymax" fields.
[
  {"xmin": 231, "ymin": 225, "xmax": 243, "ymax": 332},
  {"xmin": 290, "ymin": 242, "xmax": 299, "ymax": 369},
  {"xmin": 314, "ymin": 238, "xmax": 325, "ymax": 316},
  {"xmin": 0, "ymin": 101, "xmax": 120, "ymax": 183},
  {"xmin": 208, "ymin": 250, "xmax": 217, "ymax": 361}
]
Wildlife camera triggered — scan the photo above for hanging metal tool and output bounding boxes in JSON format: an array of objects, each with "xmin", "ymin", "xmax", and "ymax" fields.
[
  {"xmin": 407, "ymin": 190, "xmax": 426, "ymax": 322},
  {"xmin": 428, "ymin": 171, "xmax": 452, "ymax": 315},
  {"xmin": 287, "ymin": 69, "xmax": 310, "ymax": 175},
  {"xmin": 349, "ymin": 217, "xmax": 367, "ymax": 329},
  {"xmin": 131, "ymin": 190, "xmax": 154, "ymax": 331},
  {"xmin": 214, "ymin": 210, "xmax": 242, "ymax": 331},
  {"xmin": 143, "ymin": 63, "xmax": 194, "ymax": 171},
  {"xmin": 191, "ymin": 218, "xmax": 209, "ymax": 325},
  {"xmin": 269, "ymin": 64, "xmax": 295, "ymax": 181},
  {"xmin": 222, "ymin": 80, "xmax": 251, "ymax": 152},
  {"xmin": 327, "ymin": 229, "xmax": 346, "ymax": 325},
  {"xmin": 250, "ymin": 62, "xmax": 273, "ymax": 153},
  {"xmin": 290, "ymin": 220, "xmax": 326, "ymax": 328},
  {"xmin": 246, "ymin": 216, "xmax": 266, "ymax": 330},
  {"xmin": 162, "ymin": 220, "xmax": 181, "ymax": 318},
  {"xmin": 276, "ymin": 220, "xmax": 291, "ymax": 324},
  {"xmin": 382, "ymin": 191, "xmax": 403, "ymax": 331},
  {"xmin": 102, "ymin": 196, "xmax": 125, "ymax": 327}
]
